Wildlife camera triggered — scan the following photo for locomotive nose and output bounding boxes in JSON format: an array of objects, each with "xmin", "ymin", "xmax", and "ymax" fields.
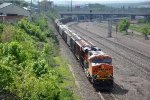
[{"xmin": 91, "ymin": 63, "xmax": 113, "ymax": 79}]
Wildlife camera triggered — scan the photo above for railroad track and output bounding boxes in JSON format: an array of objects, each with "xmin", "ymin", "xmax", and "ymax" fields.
[
  {"xmin": 98, "ymin": 91, "xmax": 118, "ymax": 100},
  {"xmin": 65, "ymin": 23, "xmax": 119, "ymax": 100},
  {"xmin": 79, "ymin": 22, "xmax": 150, "ymax": 60},
  {"xmin": 69, "ymin": 23, "xmax": 150, "ymax": 79},
  {"xmin": 76, "ymin": 23, "xmax": 150, "ymax": 61}
]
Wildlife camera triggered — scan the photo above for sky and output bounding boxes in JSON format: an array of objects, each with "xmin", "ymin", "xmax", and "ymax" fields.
[{"xmin": 25, "ymin": 0, "xmax": 150, "ymax": 5}]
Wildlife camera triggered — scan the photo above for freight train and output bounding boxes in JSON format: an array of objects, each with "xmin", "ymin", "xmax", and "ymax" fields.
[{"xmin": 55, "ymin": 18, "xmax": 113, "ymax": 90}]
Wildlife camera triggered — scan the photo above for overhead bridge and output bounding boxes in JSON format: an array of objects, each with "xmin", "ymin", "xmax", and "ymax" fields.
[{"xmin": 59, "ymin": 11, "xmax": 150, "ymax": 21}]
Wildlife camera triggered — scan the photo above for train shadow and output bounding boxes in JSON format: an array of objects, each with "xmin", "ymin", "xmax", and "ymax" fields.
[
  {"xmin": 94, "ymin": 82, "xmax": 128, "ymax": 95},
  {"xmin": 112, "ymin": 82, "xmax": 128, "ymax": 95}
]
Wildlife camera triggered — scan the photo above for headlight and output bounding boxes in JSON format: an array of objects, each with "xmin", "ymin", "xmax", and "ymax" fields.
[
  {"xmin": 97, "ymin": 75, "xmax": 99, "ymax": 78},
  {"xmin": 107, "ymin": 74, "xmax": 112, "ymax": 78}
]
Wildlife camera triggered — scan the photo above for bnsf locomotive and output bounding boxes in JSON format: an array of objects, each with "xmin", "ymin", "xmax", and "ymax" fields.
[{"xmin": 55, "ymin": 19, "xmax": 113, "ymax": 90}]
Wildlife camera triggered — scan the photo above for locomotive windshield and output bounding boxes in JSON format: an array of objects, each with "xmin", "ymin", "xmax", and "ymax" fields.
[
  {"xmin": 92, "ymin": 58, "xmax": 102, "ymax": 63},
  {"xmin": 91, "ymin": 58, "xmax": 112, "ymax": 64},
  {"xmin": 103, "ymin": 58, "xmax": 112, "ymax": 64}
]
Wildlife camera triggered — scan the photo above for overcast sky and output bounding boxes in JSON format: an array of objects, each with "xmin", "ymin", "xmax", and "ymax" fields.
[{"xmin": 26, "ymin": 0, "xmax": 150, "ymax": 4}]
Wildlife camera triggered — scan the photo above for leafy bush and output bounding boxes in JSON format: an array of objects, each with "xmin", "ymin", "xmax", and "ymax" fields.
[
  {"xmin": 47, "ymin": 11, "xmax": 58, "ymax": 21},
  {"xmin": 18, "ymin": 18, "xmax": 46, "ymax": 42},
  {"xmin": 59, "ymin": 89, "xmax": 74, "ymax": 100},
  {"xmin": 0, "ymin": 23, "xmax": 4, "ymax": 33},
  {"xmin": 138, "ymin": 19, "xmax": 146, "ymax": 24},
  {"xmin": 0, "ymin": 25, "xmax": 15, "ymax": 42},
  {"xmin": 0, "ymin": 16, "xmax": 75, "ymax": 100},
  {"xmin": 35, "ymin": 16, "xmax": 48, "ymax": 31},
  {"xmin": 141, "ymin": 26, "xmax": 150, "ymax": 35},
  {"xmin": 129, "ymin": 25, "xmax": 143, "ymax": 34},
  {"xmin": 130, "ymin": 24, "xmax": 150, "ymax": 35},
  {"xmin": 118, "ymin": 19, "xmax": 130, "ymax": 34}
]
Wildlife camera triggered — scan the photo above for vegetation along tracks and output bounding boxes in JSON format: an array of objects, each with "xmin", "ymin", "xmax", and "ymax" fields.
[{"xmin": 69, "ymin": 23, "xmax": 150, "ymax": 79}]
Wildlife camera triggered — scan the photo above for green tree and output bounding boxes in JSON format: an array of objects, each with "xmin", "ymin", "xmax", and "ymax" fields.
[
  {"xmin": 141, "ymin": 26, "xmax": 149, "ymax": 40},
  {"xmin": 118, "ymin": 19, "xmax": 130, "ymax": 34},
  {"xmin": 0, "ymin": 15, "xmax": 75, "ymax": 100},
  {"xmin": 145, "ymin": 16, "xmax": 150, "ymax": 24},
  {"xmin": 0, "ymin": 23, "xmax": 4, "ymax": 33}
]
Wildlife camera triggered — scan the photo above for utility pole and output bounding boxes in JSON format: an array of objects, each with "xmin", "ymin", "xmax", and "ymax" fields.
[
  {"xmin": 67, "ymin": 2, "xmax": 69, "ymax": 12},
  {"xmin": 108, "ymin": 19, "xmax": 112, "ymax": 37},
  {"xmin": 90, "ymin": 10, "xmax": 92, "ymax": 22},
  {"xmin": 38, "ymin": 0, "xmax": 40, "ymax": 13},
  {"xmin": 30, "ymin": 0, "xmax": 32, "ymax": 21},
  {"xmin": 30, "ymin": 0, "xmax": 32, "ymax": 12},
  {"xmin": 71, "ymin": 0, "xmax": 72, "ymax": 12},
  {"xmin": 116, "ymin": 24, "xmax": 118, "ymax": 41}
]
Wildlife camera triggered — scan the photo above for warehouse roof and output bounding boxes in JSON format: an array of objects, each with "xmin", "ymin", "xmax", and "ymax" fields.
[
  {"xmin": 0, "ymin": 3, "xmax": 30, "ymax": 17},
  {"xmin": 0, "ymin": 3, "xmax": 12, "ymax": 9}
]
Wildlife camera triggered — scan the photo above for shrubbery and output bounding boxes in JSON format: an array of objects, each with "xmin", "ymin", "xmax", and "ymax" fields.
[
  {"xmin": 138, "ymin": 19, "xmax": 146, "ymax": 24},
  {"xmin": 47, "ymin": 11, "xmax": 58, "ymax": 22},
  {"xmin": 18, "ymin": 18, "xmax": 46, "ymax": 42},
  {"xmin": 118, "ymin": 19, "xmax": 130, "ymax": 34},
  {"xmin": 0, "ymin": 15, "xmax": 74, "ymax": 99},
  {"xmin": 0, "ymin": 23, "xmax": 4, "ymax": 33},
  {"xmin": 129, "ymin": 25, "xmax": 150, "ymax": 35}
]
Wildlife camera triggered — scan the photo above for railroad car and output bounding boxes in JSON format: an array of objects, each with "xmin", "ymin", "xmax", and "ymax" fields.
[
  {"xmin": 55, "ymin": 19, "xmax": 60, "ymax": 32},
  {"xmin": 70, "ymin": 34, "xmax": 81, "ymax": 53},
  {"xmin": 55, "ymin": 19, "xmax": 113, "ymax": 90},
  {"xmin": 74, "ymin": 38, "xmax": 93, "ymax": 60},
  {"xmin": 65, "ymin": 30, "xmax": 71, "ymax": 46},
  {"xmin": 58, "ymin": 25, "xmax": 63, "ymax": 34},
  {"xmin": 62, "ymin": 27, "xmax": 68, "ymax": 42},
  {"xmin": 60, "ymin": 17, "xmax": 73, "ymax": 24},
  {"xmin": 65, "ymin": 30, "xmax": 76, "ymax": 47}
]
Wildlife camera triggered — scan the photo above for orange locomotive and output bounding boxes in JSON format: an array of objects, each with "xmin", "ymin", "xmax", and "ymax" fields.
[{"xmin": 74, "ymin": 38, "xmax": 113, "ymax": 89}]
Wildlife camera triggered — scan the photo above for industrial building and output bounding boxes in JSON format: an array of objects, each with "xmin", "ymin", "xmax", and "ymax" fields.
[{"xmin": 0, "ymin": 3, "xmax": 30, "ymax": 21}]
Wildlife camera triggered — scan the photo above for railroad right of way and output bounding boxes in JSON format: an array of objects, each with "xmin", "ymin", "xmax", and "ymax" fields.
[
  {"xmin": 69, "ymin": 23, "xmax": 150, "ymax": 79},
  {"xmin": 68, "ymin": 22, "xmax": 150, "ymax": 100}
]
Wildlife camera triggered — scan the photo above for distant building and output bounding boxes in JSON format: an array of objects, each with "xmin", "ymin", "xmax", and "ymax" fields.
[
  {"xmin": 0, "ymin": 3, "xmax": 30, "ymax": 22},
  {"xmin": 39, "ymin": 0, "xmax": 54, "ymax": 12}
]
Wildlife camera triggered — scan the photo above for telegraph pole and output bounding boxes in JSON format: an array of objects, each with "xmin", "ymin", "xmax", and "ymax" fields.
[
  {"xmin": 30, "ymin": 0, "xmax": 32, "ymax": 21},
  {"xmin": 108, "ymin": 19, "xmax": 112, "ymax": 37},
  {"xmin": 38, "ymin": 0, "xmax": 40, "ymax": 13},
  {"xmin": 90, "ymin": 10, "xmax": 92, "ymax": 21},
  {"xmin": 71, "ymin": 0, "xmax": 72, "ymax": 12},
  {"xmin": 30, "ymin": 0, "xmax": 32, "ymax": 12}
]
